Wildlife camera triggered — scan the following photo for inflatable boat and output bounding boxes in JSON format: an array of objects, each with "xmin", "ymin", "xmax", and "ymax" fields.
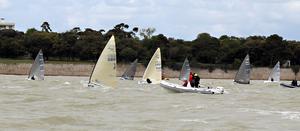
[{"xmin": 160, "ymin": 81, "xmax": 224, "ymax": 94}]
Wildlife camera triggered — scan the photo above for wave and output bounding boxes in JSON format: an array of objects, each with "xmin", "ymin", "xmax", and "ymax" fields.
[
  {"xmin": 239, "ymin": 108, "xmax": 300, "ymax": 120},
  {"xmin": 1, "ymin": 86, "xmax": 25, "ymax": 89},
  {"xmin": 178, "ymin": 119, "xmax": 208, "ymax": 124},
  {"xmin": 39, "ymin": 116, "xmax": 82, "ymax": 125}
]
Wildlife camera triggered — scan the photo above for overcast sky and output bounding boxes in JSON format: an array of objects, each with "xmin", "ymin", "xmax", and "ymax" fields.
[{"xmin": 1, "ymin": 0, "xmax": 300, "ymax": 40}]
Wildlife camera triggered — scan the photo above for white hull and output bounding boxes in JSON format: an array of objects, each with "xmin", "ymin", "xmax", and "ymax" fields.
[
  {"xmin": 264, "ymin": 81, "xmax": 280, "ymax": 83},
  {"xmin": 138, "ymin": 80, "xmax": 160, "ymax": 85},
  {"xmin": 160, "ymin": 81, "xmax": 224, "ymax": 94},
  {"xmin": 87, "ymin": 82, "xmax": 110, "ymax": 89},
  {"xmin": 280, "ymin": 83, "xmax": 299, "ymax": 88},
  {"xmin": 138, "ymin": 80, "xmax": 147, "ymax": 84}
]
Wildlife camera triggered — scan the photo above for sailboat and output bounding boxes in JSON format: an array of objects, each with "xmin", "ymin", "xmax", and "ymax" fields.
[
  {"xmin": 121, "ymin": 59, "xmax": 138, "ymax": 80},
  {"xmin": 179, "ymin": 57, "xmax": 191, "ymax": 81},
  {"xmin": 88, "ymin": 35, "xmax": 117, "ymax": 88},
  {"xmin": 234, "ymin": 54, "xmax": 251, "ymax": 84},
  {"xmin": 28, "ymin": 49, "xmax": 45, "ymax": 80},
  {"xmin": 179, "ymin": 57, "xmax": 192, "ymax": 87},
  {"xmin": 138, "ymin": 48, "xmax": 162, "ymax": 84},
  {"xmin": 264, "ymin": 61, "xmax": 280, "ymax": 83}
]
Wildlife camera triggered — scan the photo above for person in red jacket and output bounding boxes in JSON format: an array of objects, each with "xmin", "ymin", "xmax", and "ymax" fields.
[
  {"xmin": 183, "ymin": 72, "xmax": 193, "ymax": 87},
  {"xmin": 189, "ymin": 72, "xmax": 193, "ymax": 82},
  {"xmin": 190, "ymin": 72, "xmax": 195, "ymax": 87}
]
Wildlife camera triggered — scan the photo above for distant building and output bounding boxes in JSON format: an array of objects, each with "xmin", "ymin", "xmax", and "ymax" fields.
[{"xmin": 0, "ymin": 18, "xmax": 15, "ymax": 30}]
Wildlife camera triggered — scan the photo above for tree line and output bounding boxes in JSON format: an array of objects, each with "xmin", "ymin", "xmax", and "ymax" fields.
[{"xmin": 0, "ymin": 22, "xmax": 300, "ymax": 71}]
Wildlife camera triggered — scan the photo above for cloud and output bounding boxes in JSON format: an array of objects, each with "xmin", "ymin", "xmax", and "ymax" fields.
[
  {"xmin": 2, "ymin": 0, "xmax": 300, "ymax": 40},
  {"xmin": 0, "ymin": 0, "xmax": 9, "ymax": 9}
]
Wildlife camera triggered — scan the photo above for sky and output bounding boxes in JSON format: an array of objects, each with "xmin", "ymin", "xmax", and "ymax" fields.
[{"xmin": 0, "ymin": 0, "xmax": 300, "ymax": 40}]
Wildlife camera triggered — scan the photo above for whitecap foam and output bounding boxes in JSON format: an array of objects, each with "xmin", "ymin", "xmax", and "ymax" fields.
[
  {"xmin": 64, "ymin": 82, "xmax": 71, "ymax": 85},
  {"xmin": 179, "ymin": 119, "xmax": 208, "ymax": 124},
  {"xmin": 49, "ymin": 87, "xmax": 63, "ymax": 90},
  {"xmin": 278, "ymin": 111, "xmax": 300, "ymax": 120},
  {"xmin": 239, "ymin": 108, "xmax": 300, "ymax": 120},
  {"xmin": 172, "ymin": 105, "xmax": 181, "ymax": 108},
  {"xmin": 183, "ymin": 105, "xmax": 204, "ymax": 111},
  {"xmin": 2, "ymin": 86, "xmax": 25, "ymax": 89}
]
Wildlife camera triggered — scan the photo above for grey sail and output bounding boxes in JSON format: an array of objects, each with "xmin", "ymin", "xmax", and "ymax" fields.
[
  {"xmin": 28, "ymin": 49, "xmax": 45, "ymax": 80},
  {"xmin": 268, "ymin": 61, "xmax": 280, "ymax": 82},
  {"xmin": 179, "ymin": 58, "xmax": 191, "ymax": 81},
  {"xmin": 234, "ymin": 54, "xmax": 250, "ymax": 84},
  {"xmin": 121, "ymin": 59, "xmax": 138, "ymax": 80}
]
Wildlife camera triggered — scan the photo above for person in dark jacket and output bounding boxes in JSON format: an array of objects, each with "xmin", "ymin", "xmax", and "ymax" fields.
[
  {"xmin": 190, "ymin": 73, "xmax": 195, "ymax": 87},
  {"xmin": 182, "ymin": 80, "xmax": 188, "ymax": 87},
  {"xmin": 31, "ymin": 76, "xmax": 35, "ymax": 80},
  {"xmin": 292, "ymin": 80, "xmax": 298, "ymax": 86},
  {"xmin": 194, "ymin": 74, "xmax": 200, "ymax": 88}
]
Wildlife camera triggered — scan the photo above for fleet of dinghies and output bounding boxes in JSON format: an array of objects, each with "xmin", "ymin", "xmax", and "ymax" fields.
[
  {"xmin": 28, "ymin": 49, "xmax": 45, "ymax": 80},
  {"xmin": 24, "ymin": 35, "xmax": 300, "ymax": 92}
]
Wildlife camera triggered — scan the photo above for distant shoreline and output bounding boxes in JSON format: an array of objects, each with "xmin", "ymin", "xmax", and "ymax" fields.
[{"xmin": 0, "ymin": 63, "xmax": 298, "ymax": 80}]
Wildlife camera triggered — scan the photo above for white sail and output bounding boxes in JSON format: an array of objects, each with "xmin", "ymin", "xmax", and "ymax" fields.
[
  {"xmin": 89, "ymin": 35, "xmax": 117, "ymax": 88},
  {"xmin": 28, "ymin": 49, "xmax": 45, "ymax": 80},
  {"xmin": 179, "ymin": 57, "xmax": 190, "ymax": 81},
  {"xmin": 121, "ymin": 59, "xmax": 138, "ymax": 80},
  {"xmin": 267, "ymin": 61, "xmax": 280, "ymax": 82},
  {"xmin": 141, "ymin": 48, "xmax": 162, "ymax": 84},
  {"xmin": 234, "ymin": 54, "xmax": 251, "ymax": 84}
]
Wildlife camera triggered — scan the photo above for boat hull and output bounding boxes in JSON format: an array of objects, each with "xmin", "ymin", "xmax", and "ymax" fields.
[
  {"xmin": 264, "ymin": 81, "xmax": 280, "ymax": 83},
  {"xmin": 138, "ymin": 80, "xmax": 160, "ymax": 85},
  {"xmin": 280, "ymin": 83, "xmax": 299, "ymax": 88},
  {"xmin": 234, "ymin": 80, "xmax": 250, "ymax": 84},
  {"xmin": 87, "ymin": 82, "xmax": 111, "ymax": 88},
  {"xmin": 120, "ymin": 77, "xmax": 134, "ymax": 80},
  {"xmin": 160, "ymin": 81, "xmax": 224, "ymax": 94}
]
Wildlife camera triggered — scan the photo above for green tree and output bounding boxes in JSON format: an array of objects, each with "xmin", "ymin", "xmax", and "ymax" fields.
[
  {"xmin": 24, "ymin": 31, "xmax": 59, "ymax": 60},
  {"xmin": 41, "ymin": 22, "xmax": 52, "ymax": 32},
  {"xmin": 192, "ymin": 33, "xmax": 220, "ymax": 64},
  {"xmin": 140, "ymin": 27, "xmax": 156, "ymax": 39}
]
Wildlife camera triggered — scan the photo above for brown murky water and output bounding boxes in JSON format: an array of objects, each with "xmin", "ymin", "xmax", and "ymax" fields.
[{"xmin": 0, "ymin": 75, "xmax": 299, "ymax": 130}]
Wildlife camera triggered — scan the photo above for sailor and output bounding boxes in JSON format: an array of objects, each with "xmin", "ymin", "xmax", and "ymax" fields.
[
  {"xmin": 189, "ymin": 72, "xmax": 193, "ymax": 82},
  {"xmin": 31, "ymin": 76, "xmax": 35, "ymax": 80},
  {"xmin": 291, "ymin": 80, "xmax": 297, "ymax": 86},
  {"xmin": 146, "ymin": 78, "xmax": 152, "ymax": 84},
  {"xmin": 190, "ymin": 73, "xmax": 195, "ymax": 87},
  {"xmin": 271, "ymin": 78, "xmax": 274, "ymax": 82},
  {"xmin": 182, "ymin": 80, "xmax": 188, "ymax": 87},
  {"xmin": 194, "ymin": 74, "xmax": 200, "ymax": 88}
]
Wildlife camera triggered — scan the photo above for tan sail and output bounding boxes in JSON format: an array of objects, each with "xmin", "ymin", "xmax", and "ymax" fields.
[
  {"xmin": 142, "ymin": 48, "xmax": 162, "ymax": 84},
  {"xmin": 89, "ymin": 35, "xmax": 117, "ymax": 88}
]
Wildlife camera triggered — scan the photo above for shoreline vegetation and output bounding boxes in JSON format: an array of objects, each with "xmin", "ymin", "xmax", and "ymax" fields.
[
  {"xmin": 1, "ymin": 22, "xmax": 300, "ymax": 79},
  {"xmin": 0, "ymin": 62, "xmax": 299, "ymax": 80}
]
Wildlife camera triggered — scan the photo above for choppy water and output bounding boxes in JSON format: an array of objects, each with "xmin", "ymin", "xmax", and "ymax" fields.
[{"xmin": 0, "ymin": 75, "xmax": 300, "ymax": 131}]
